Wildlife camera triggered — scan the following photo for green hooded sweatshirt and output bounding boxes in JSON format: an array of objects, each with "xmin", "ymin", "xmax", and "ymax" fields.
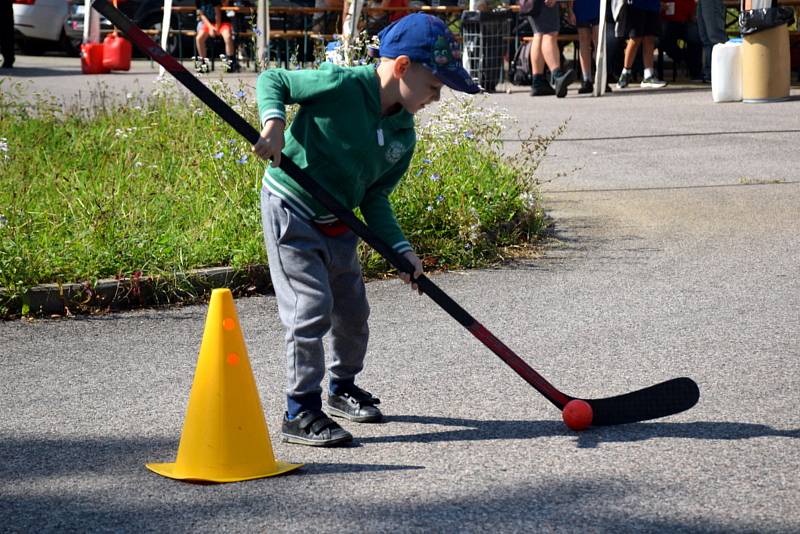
[{"xmin": 256, "ymin": 62, "xmax": 416, "ymax": 254}]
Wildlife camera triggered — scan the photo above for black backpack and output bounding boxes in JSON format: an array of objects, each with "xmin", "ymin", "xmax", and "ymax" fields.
[{"xmin": 510, "ymin": 40, "xmax": 533, "ymax": 85}]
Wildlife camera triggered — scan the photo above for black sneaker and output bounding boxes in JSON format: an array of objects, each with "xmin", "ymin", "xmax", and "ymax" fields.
[
  {"xmin": 578, "ymin": 80, "xmax": 593, "ymax": 94},
  {"xmin": 281, "ymin": 410, "xmax": 353, "ymax": 447},
  {"xmin": 553, "ymin": 69, "xmax": 575, "ymax": 98},
  {"xmin": 616, "ymin": 71, "xmax": 631, "ymax": 89},
  {"xmin": 530, "ymin": 81, "xmax": 555, "ymax": 96},
  {"xmin": 327, "ymin": 387, "xmax": 383, "ymax": 423}
]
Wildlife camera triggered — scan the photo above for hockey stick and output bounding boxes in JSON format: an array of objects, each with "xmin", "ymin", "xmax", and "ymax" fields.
[{"xmin": 92, "ymin": 0, "xmax": 700, "ymax": 426}]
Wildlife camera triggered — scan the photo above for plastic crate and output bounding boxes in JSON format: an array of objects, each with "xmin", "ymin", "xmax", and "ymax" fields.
[{"xmin": 461, "ymin": 10, "xmax": 512, "ymax": 92}]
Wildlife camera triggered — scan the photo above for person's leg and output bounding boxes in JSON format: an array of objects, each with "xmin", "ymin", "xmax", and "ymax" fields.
[
  {"xmin": 529, "ymin": 32, "xmax": 556, "ymax": 95},
  {"xmin": 578, "ymin": 27, "xmax": 593, "ymax": 81},
  {"xmin": 685, "ymin": 20, "xmax": 704, "ymax": 80},
  {"xmin": 530, "ymin": 33, "xmax": 545, "ymax": 75},
  {"xmin": 1, "ymin": 0, "xmax": 14, "ymax": 68},
  {"xmin": 696, "ymin": 0, "xmax": 713, "ymax": 81},
  {"xmin": 220, "ymin": 25, "xmax": 235, "ymax": 56},
  {"xmin": 623, "ymin": 37, "xmax": 642, "ymax": 69},
  {"xmin": 327, "ymin": 231, "xmax": 370, "ymax": 393},
  {"xmin": 541, "ymin": 32, "xmax": 561, "ymax": 73},
  {"xmin": 325, "ymin": 230, "xmax": 382, "ymax": 423},
  {"xmin": 642, "ymin": 35, "xmax": 655, "ymax": 70},
  {"xmin": 577, "ymin": 26, "xmax": 594, "ymax": 93},
  {"xmin": 196, "ymin": 30, "xmax": 209, "ymax": 59},
  {"xmin": 261, "ymin": 191, "xmax": 332, "ymax": 417}
]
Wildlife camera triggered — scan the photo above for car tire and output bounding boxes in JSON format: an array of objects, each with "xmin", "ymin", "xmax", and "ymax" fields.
[
  {"xmin": 60, "ymin": 29, "xmax": 80, "ymax": 57},
  {"xmin": 20, "ymin": 37, "xmax": 49, "ymax": 56}
]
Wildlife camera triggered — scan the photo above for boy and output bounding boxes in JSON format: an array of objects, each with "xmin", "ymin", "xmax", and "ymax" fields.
[{"xmin": 251, "ymin": 14, "xmax": 480, "ymax": 447}]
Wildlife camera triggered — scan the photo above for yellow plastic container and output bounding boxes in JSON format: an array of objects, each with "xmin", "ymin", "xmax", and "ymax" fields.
[{"xmin": 742, "ymin": 24, "xmax": 791, "ymax": 103}]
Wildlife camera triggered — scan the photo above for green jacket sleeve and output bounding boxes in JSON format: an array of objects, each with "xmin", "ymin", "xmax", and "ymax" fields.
[
  {"xmin": 360, "ymin": 150, "xmax": 414, "ymax": 255},
  {"xmin": 256, "ymin": 65, "xmax": 344, "ymax": 127}
]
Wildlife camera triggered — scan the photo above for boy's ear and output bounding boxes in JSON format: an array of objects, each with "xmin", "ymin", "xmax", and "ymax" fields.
[{"xmin": 392, "ymin": 55, "xmax": 412, "ymax": 79}]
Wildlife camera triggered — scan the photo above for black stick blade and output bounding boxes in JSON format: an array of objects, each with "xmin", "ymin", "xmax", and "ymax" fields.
[{"xmin": 584, "ymin": 377, "xmax": 700, "ymax": 426}]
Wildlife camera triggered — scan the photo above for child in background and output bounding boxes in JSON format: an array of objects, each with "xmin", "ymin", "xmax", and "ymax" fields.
[
  {"xmin": 251, "ymin": 14, "xmax": 480, "ymax": 447},
  {"xmin": 195, "ymin": 0, "xmax": 238, "ymax": 73}
]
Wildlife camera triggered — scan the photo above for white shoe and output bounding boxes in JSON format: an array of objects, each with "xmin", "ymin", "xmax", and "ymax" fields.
[{"xmin": 641, "ymin": 76, "xmax": 667, "ymax": 88}]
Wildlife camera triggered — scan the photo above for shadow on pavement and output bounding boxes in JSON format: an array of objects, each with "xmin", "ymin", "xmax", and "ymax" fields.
[
  {"xmin": 1, "ymin": 66, "xmax": 84, "ymax": 78},
  {"xmin": 361, "ymin": 415, "xmax": 800, "ymax": 449},
  {"xmin": 0, "ymin": 435, "xmax": 422, "ymax": 481}
]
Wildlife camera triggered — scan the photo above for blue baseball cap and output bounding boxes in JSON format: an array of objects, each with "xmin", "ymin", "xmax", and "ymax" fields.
[{"xmin": 378, "ymin": 14, "xmax": 481, "ymax": 94}]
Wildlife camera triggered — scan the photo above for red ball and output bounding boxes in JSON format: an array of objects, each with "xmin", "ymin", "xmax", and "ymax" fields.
[{"xmin": 562, "ymin": 399, "xmax": 593, "ymax": 431}]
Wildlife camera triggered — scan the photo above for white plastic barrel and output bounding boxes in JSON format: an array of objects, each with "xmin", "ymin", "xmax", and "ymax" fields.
[{"xmin": 712, "ymin": 41, "xmax": 743, "ymax": 103}]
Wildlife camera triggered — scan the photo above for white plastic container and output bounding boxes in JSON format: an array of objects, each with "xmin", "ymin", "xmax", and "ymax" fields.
[{"xmin": 712, "ymin": 40, "xmax": 743, "ymax": 103}]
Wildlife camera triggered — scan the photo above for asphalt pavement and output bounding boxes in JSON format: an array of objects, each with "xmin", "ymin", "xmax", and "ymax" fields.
[{"xmin": 2, "ymin": 57, "xmax": 799, "ymax": 533}]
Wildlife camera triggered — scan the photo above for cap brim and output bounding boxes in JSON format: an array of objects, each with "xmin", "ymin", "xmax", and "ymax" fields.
[{"xmin": 430, "ymin": 66, "xmax": 482, "ymax": 94}]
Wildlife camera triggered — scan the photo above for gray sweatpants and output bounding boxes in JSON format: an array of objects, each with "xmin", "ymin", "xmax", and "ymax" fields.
[{"xmin": 260, "ymin": 189, "xmax": 370, "ymax": 411}]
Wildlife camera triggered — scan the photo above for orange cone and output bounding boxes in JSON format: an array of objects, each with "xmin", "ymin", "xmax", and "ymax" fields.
[{"xmin": 146, "ymin": 288, "xmax": 301, "ymax": 482}]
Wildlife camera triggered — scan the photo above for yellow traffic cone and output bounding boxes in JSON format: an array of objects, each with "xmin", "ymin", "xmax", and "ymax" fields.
[{"xmin": 146, "ymin": 288, "xmax": 301, "ymax": 483}]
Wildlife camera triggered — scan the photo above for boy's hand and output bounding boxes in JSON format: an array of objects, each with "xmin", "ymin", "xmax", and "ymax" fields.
[
  {"xmin": 399, "ymin": 250, "xmax": 424, "ymax": 295},
  {"xmin": 252, "ymin": 119, "xmax": 285, "ymax": 167}
]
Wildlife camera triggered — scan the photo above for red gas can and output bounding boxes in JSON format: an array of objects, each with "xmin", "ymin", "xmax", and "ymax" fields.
[
  {"xmin": 81, "ymin": 43, "xmax": 110, "ymax": 74},
  {"xmin": 102, "ymin": 33, "xmax": 132, "ymax": 71}
]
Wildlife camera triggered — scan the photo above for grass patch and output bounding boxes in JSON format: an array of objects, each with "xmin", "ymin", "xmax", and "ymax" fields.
[{"xmin": 0, "ymin": 77, "xmax": 559, "ymax": 317}]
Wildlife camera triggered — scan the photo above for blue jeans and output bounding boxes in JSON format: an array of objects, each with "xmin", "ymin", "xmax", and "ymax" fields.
[{"xmin": 697, "ymin": 0, "xmax": 727, "ymax": 79}]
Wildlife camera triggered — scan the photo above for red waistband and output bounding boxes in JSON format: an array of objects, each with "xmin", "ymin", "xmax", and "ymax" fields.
[{"xmin": 314, "ymin": 220, "xmax": 351, "ymax": 237}]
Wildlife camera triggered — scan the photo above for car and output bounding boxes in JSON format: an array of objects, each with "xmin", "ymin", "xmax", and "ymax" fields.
[
  {"xmin": 12, "ymin": 0, "xmax": 72, "ymax": 55},
  {"xmin": 64, "ymin": 0, "xmax": 205, "ymax": 58}
]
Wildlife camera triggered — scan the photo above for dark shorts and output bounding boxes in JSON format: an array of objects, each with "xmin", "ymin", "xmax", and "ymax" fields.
[
  {"xmin": 528, "ymin": 5, "xmax": 560, "ymax": 35},
  {"xmin": 617, "ymin": 6, "xmax": 661, "ymax": 38},
  {"xmin": 576, "ymin": 17, "xmax": 600, "ymax": 28}
]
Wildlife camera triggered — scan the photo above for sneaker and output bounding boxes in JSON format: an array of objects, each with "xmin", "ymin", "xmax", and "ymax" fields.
[
  {"xmin": 616, "ymin": 71, "xmax": 631, "ymax": 89},
  {"xmin": 193, "ymin": 56, "xmax": 210, "ymax": 74},
  {"xmin": 327, "ymin": 386, "xmax": 383, "ymax": 423},
  {"xmin": 641, "ymin": 76, "xmax": 667, "ymax": 88},
  {"xmin": 578, "ymin": 80, "xmax": 593, "ymax": 94},
  {"xmin": 221, "ymin": 54, "xmax": 240, "ymax": 73},
  {"xmin": 553, "ymin": 69, "xmax": 575, "ymax": 98},
  {"xmin": 281, "ymin": 410, "xmax": 353, "ymax": 447}
]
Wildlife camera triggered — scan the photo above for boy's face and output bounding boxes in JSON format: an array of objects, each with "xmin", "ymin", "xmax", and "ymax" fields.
[{"xmin": 398, "ymin": 63, "xmax": 444, "ymax": 114}]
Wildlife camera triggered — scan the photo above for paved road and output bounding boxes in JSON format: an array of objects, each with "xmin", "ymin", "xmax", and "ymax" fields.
[{"xmin": 2, "ymin": 57, "xmax": 799, "ymax": 532}]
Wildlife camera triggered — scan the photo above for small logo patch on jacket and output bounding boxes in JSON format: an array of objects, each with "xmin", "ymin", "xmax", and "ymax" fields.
[{"xmin": 385, "ymin": 141, "xmax": 406, "ymax": 164}]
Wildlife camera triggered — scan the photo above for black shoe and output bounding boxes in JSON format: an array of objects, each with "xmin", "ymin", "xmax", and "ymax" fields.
[
  {"xmin": 553, "ymin": 68, "xmax": 575, "ymax": 98},
  {"xmin": 1, "ymin": 60, "xmax": 12, "ymax": 69},
  {"xmin": 578, "ymin": 80, "xmax": 593, "ymax": 94},
  {"xmin": 530, "ymin": 80, "xmax": 555, "ymax": 96},
  {"xmin": 281, "ymin": 410, "xmax": 353, "ymax": 447},
  {"xmin": 327, "ymin": 386, "xmax": 383, "ymax": 423}
]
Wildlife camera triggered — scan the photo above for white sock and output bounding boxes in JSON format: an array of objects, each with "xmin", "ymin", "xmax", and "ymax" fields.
[
  {"xmin": 583, "ymin": 72, "xmax": 592, "ymax": 82},
  {"xmin": 644, "ymin": 68, "xmax": 654, "ymax": 79},
  {"xmin": 621, "ymin": 67, "xmax": 631, "ymax": 75}
]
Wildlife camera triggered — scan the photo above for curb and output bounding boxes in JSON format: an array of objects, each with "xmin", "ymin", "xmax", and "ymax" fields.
[{"xmin": 1, "ymin": 265, "xmax": 272, "ymax": 318}]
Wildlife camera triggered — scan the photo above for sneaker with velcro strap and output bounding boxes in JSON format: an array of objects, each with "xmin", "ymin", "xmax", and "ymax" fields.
[
  {"xmin": 327, "ymin": 387, "xmax": 383, "ymax": 423},
  {"xmin": 281, "ymin": 410, "xmax": 353, "ymax": 447}
]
